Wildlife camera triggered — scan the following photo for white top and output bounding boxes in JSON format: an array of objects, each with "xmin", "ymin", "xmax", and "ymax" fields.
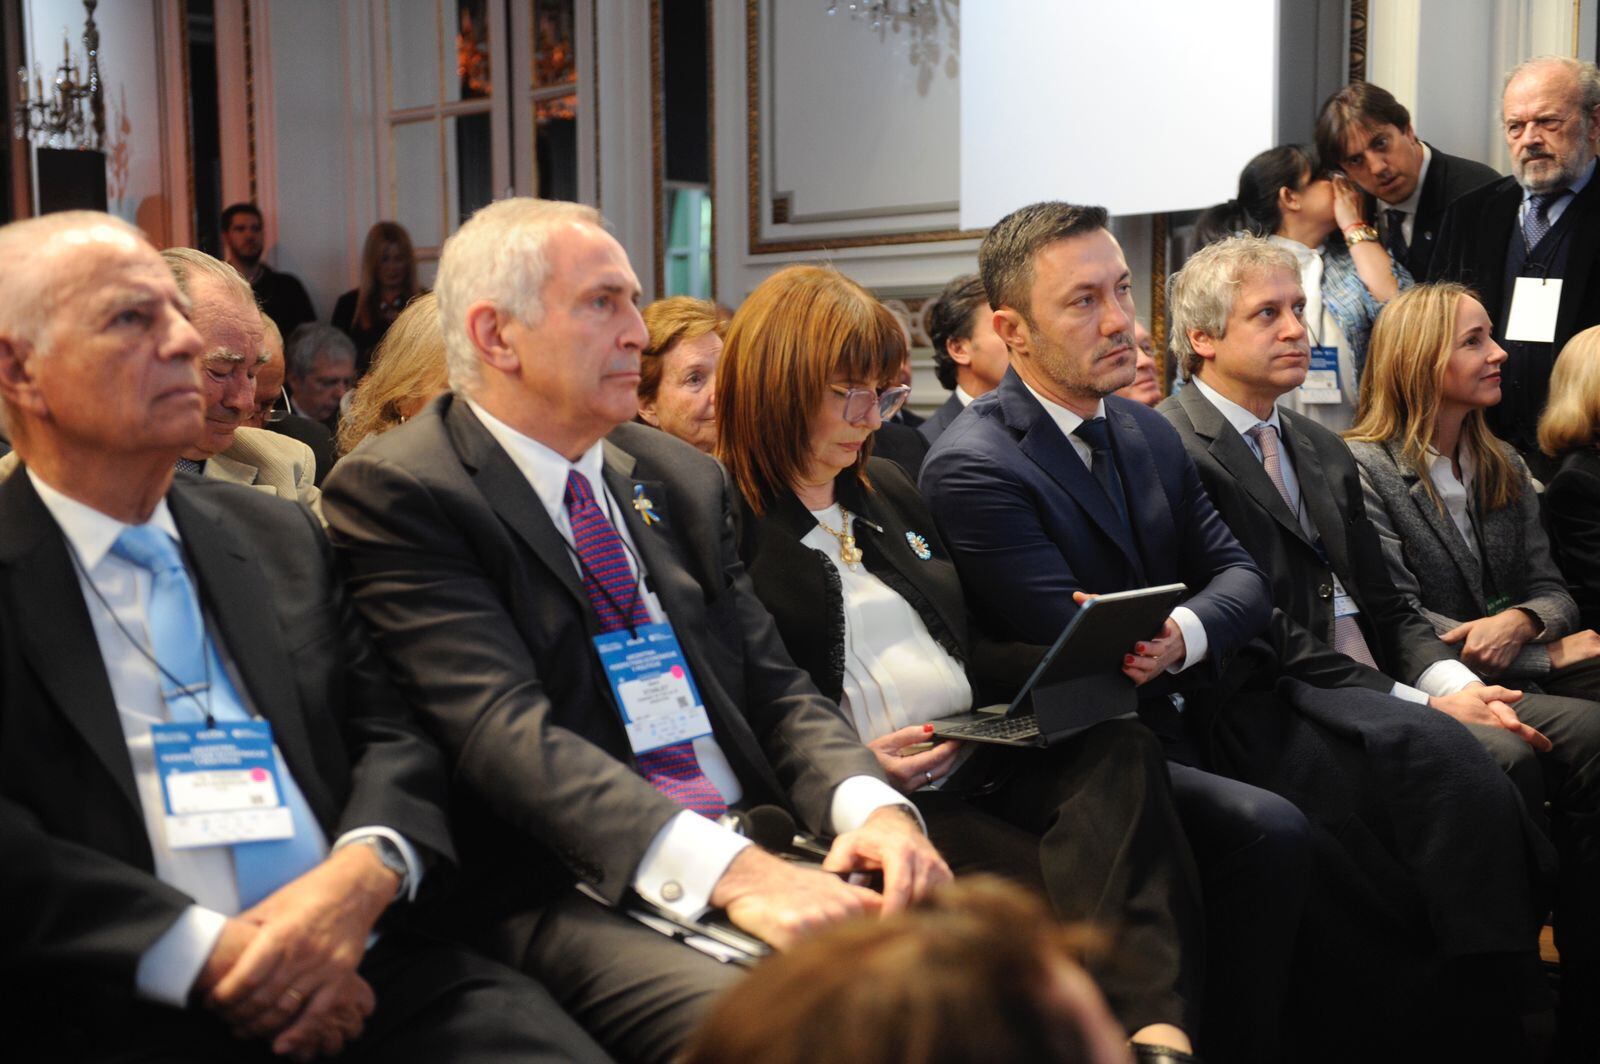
[
  {"xmin": 1187, "ymin": 380, "xmax": 1478, "ymax": 698},
  {"xmin": 1270, "ymin": 235, "xmax": 1359, "ymax": 433},
  {"xmin": 1017, "ymin": 381, "xmax": 1209, "ymax": 673},
  {"xmin": 28, "ymin": 472, "xmax": 419, "ymax": 1006},
  {"xmin": 468, "ymin": 400, "xmax": 914, "ymax": 919},
  {"xmin": 1426, "ymin": 445, "xmax": 1480, "ymax": 557},
  {"xmin": 803, "ymin": 505, "xmax": 972, "ymax": 744},
  {"xmin": 954, "ymin": 385, "xmax": 978, "ymax": 408}
]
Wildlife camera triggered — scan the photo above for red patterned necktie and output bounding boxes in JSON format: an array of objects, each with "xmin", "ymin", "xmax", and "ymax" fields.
[{"xmin": 563, "ymin": 469, "xmax": 727, "ymax": 818}]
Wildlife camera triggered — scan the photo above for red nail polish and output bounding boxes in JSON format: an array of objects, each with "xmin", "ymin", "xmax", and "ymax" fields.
[
  {"xmin": 1124, "ymin": 655, "xmax": 1135, "ymax": 666},
  {"xmin": 923, "ymin": 724, "xmax": 934, "ymax": 733},
  {"xmin": 1135, "ymin": 643, "xmax": 1146, "ymax": 654}
]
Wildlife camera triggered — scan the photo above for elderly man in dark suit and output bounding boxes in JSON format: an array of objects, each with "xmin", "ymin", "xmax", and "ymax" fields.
[
  {"xmin": 1431, "ymin": 56, "xmax": 1600, "ymax": 466},
  {"xmin": 0, "ymin": 210, "xmax": 604, "ymax": 1062},
  {"xmin": 1316, "ymin": 81, "xmax": 1500, "ymax": 282},
  {"xmin": 322, "ymin": 197, "xmax": 949, "ymax": 1064},
  {"xmin": 920, "ymin": 201, "xmax": 1313, "ymax": 1064}
]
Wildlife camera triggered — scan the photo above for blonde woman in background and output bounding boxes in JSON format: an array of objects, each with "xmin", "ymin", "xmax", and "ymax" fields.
[
  {"xmin": 337, "ymin": 291, "xmax": 448, "ymax": 455},
  {"xmin": 1540, "ymin": 324, "xmax": 1600, "ymax": 631}
]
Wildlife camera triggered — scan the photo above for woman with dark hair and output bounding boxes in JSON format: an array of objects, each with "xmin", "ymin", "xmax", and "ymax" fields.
[
  {"xmin": 1200, "ymin": 144, "xmax": 1409, "ymax": 430},
  {"xmin": 332, "ymin": 220, "xmax": 422, "ymax": 374},
  {"xmin": 716, "ymin": 263, "xmax": 1204, "ymax": 1063}
]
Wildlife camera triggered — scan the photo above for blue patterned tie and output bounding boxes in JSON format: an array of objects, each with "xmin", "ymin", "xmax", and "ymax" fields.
[
  {"xmin": 563, "ymin": 471, "xmax": 726, "ymax": 818},
  {"xmin": 110, "ymin": 525, "xmax": 325, "ymax": 909},
  {"xmin": 1523, "ymin": 190, "xmax": 1568, "ymax": 250}
]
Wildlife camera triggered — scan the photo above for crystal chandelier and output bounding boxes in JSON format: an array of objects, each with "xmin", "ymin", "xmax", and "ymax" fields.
[
  {"xmin": 13, "ymin": 0, "xmax": 103, "ymax": 150},
  {"xmin": 825, "ymin": 1, "xmax": 936, "ymax": 31}
]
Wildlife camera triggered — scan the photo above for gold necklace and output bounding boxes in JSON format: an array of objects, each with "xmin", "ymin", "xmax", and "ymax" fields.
[{"xmin": 815, "ymin": 507, "xmax": 863, "ymax": 569}]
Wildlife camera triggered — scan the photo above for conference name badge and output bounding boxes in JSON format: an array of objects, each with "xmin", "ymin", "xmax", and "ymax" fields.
[
  {"xmin": 152, "ymin": 720, "xmax": 295, "ymax": 849},
  {"xmin": 1298, "ymin": 345, "xmax": 1342, "ymax": 404},
  {"xmin": 1505, "ymin": 276, "xmax": 1561, "ymax": 344},
  {"xmin": 594, "ymin": 621, "xmax": 714, "ymax": 754}
]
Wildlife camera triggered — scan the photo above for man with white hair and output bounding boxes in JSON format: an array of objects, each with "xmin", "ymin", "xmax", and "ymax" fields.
[
  {"xmin": 322, "ymin": 197, "xmax": 950, "ymax": 1063},
  {"xmin": 1432, "ymin": 55, "xmax": 1600, "ymax": 465},
  {"xmin": 0, "ymin": 210, "xmax": 607, "ymax": 1062}
]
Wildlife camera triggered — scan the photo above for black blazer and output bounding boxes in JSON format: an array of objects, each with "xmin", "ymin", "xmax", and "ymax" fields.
[
  {"xmin": 917, "ymin": 394, "xmax": 965, "ymax": 446},
  {"xmin": 872, "ymin": 418, "xmax": 931, "ymax": 476},
  {"xmin": 1159, "ymin": 385, "xmax": 1457, "ymax": 690},
  {"xmin": 0, "ymin": 471, "xmax": 453, "ymax": 1010},
  {"xmin": 736, "ymin": 458, "xmax": 1038, "ymax": 713},
  {"xmin": 1545, "ymin": 447, "xmax": 1600, "ymax": 632},
  {"xmin": 322, "ymin": 397, "xmax": 885, "ymax": 952},
  {"xmin": 1402, "ymin": 145, "xmax": 1500, "ymax": 280}
]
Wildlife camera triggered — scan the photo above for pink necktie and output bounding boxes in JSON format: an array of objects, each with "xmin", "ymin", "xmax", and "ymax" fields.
[{"xmin": 1247, "ymin": 423, "xmax": 1379, "ymax": 669}]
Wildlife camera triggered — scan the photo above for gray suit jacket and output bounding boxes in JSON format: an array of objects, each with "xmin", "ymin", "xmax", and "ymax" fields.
[
  {"xmin": 206, "ymin": 427, "xmax": 324, "ymax": 523},
  {"xmin": 1348, "ymin": 438, "xmax": 1577, "ymax": 677},
  {"xmin": 321, "ymin": 395, "xmax": 887, "ymax": 957}
]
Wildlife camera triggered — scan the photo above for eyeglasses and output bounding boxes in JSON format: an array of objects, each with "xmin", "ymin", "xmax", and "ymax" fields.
[
  {"xmin": 264, "ymin": 385, "xmax": 293, "ymax": 424},
  {"xmin": 827, "ymin": 383, "xmax": 911, "ymax": 424}
]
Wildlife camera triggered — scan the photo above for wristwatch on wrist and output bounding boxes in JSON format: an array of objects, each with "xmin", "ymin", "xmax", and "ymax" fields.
[
  {"xmin": 1344, "ymin": 223, "xmax": 1380, "ymax": 245},
  {"xmin": 343, "ymin": 835, "xmax": 409, "ymax": 899}
]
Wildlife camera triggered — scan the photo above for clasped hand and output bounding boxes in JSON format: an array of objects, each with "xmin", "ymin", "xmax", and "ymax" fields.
[
  {"xmin": 1428, "ymin": 682, "xmax": 1551, "ymax": 752},
  {"xmin": 710, "ymin": 805, "xmax": 951, "ymax": 949},
  {"xmin": 192, "ymin": 844, "xmax": 400, "ymax": 1061}
]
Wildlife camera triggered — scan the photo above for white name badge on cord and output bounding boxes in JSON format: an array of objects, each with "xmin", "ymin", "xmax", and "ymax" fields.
[
  {"xmin": 1504, "ymin": 276, "xmax": 1562, "ymax": 343},
  {"xmin": 594, "ymin": 621, "xmax": 713, "ymax": 754},
  {"xmin": 1298, "ymin": 345, "xmax": 1343, "ymax": 404},
  {"xmin": 152, "ymin": 720, "xmax": 294, "ymax": 849}
]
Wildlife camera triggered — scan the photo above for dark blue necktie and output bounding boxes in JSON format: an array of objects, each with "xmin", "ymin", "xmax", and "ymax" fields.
[
  {"xmin": 1072, "ymin": 417, "xmax": 1132, "ymax": 538},
  {"xmin": 1523, "ymin": 190, "xmax": 1568, "ymax": 250}
]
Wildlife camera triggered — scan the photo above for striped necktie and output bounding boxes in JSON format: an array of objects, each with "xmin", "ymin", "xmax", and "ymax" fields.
[{"xmin": 563, "ymin": 470, "xmax": 726, "ymax": 818}]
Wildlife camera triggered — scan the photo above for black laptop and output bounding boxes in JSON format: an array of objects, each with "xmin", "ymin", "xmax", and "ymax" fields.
[{"xmin": 931, "ymin": 583, "xmax": 1187, "ymax": 748}]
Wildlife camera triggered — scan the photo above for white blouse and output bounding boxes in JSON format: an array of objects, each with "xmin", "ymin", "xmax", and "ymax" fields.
[
  {"xmin": 1425, "ymin": 446, "xmax": 1479, "ymax": 557},
  {"xmin": 801, "ymin": 504, "xmax": 973, "ymax": 743}
]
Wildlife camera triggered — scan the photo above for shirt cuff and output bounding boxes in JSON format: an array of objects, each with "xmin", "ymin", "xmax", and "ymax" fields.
[
  {"xmin": 1413, "ymin": 658, "xmax": 1481, "ymax": 699},
  {"xmin": 135, "ymin": 905, "xmax": 229, "ymax": 1008},
  {"xmin": 1389, "ymin": 682, "xmax": 1430, "ymax": 705},
  {"xmin": 333, "ymin": 826, "xmax": 424, "ymax": 902},
  {"xmin": 634, "ymin": 811, "xmax": 752, "ymax": 921},
  {"xmin": 830, "ymin": 775, "xmax": 926, "ymax": 835},
  {"xmin": 1166, "ymin": 606, "xmax": 1209, "ymax": 673}
]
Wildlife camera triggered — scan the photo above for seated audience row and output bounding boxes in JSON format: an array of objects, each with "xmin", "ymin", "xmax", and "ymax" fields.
[{"xmin": 7, "ymin": 53, "xmax": 1600, "ymax": 1064}]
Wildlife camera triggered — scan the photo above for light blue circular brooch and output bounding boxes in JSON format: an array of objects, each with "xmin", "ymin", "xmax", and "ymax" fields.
[{"xmin": 905, "ymin": 531, "xmax": 932, "ymax": 560}]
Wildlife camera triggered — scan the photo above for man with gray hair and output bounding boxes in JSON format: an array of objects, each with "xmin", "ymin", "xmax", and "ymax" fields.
[
  {"xmin": 0, "ymin": 209, "xmax": 609, "ymax": 1063},
  {"xmin": 322, "ymin": 197, "xmax": 950, "ymax": 1062},
  {"xmin": 1160, "ymin": 234, "xmax": 1583, "ymax": 1054},
  {"xmin": 162, "ymin": 247, "xmax": 322, "ymax": 517},
  {"xmin": 1432, "ymin": 54, "xmax": 1600, "ymax": 466},
  {"xmin": 285, "ymin": 324, "xmax": 357, "ymax": 433}
]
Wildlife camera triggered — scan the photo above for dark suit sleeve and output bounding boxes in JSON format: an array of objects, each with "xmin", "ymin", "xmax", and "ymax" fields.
[
  {"xmin": 331, "ymin": 290, "xmax": 358, "ymax": 335},
  {"xmin": 1546, "ymin": 463, "xmax": 1600, "ymax": 628},
  {"xmin": 1427, "ymin": 196, "xmax": 1471, "ymax": 284},
  {"xmin": 0, "ymin": 793, "xmax": 193, "ymax": 987}
]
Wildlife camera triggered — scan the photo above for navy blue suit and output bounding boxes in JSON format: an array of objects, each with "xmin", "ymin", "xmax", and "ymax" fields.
[{"xmin": 921, "ymin": 368, "xmax": 1308, "ymax": 1062}]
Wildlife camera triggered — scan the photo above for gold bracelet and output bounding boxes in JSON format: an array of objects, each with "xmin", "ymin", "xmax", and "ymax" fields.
[{"xmin": 1344, "ymin": 223, "xmax": 1380, "ymax": 245}]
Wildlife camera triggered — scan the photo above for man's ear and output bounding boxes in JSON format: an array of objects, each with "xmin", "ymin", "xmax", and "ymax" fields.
[
  {"xmin": 465, "ymin": 301, "xmax": 520, "ymax": 376},
  {"xmin": 991, "ymin": 308, "xmax": 1029, "ymax": 356},
  {"xmin": 945, "ymin": 337, "xmax": 974, "ymax": 368},
  {"xmin": 1187, "ymin": 328, "xmax": 1219, "ymax": 361},
  {"xmin": 0, "ymin": 337, "xmax": 46, "ymax": 418}
]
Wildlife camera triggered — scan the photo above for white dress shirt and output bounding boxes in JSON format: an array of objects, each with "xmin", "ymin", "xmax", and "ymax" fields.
[
  {"xmin": 1189, "ymin": 379, "xmax": 1478, "ymax": 699},
  {"xmin": 1425, "ymin": 445, "xmax": 1480, "ymax": 557},
  {"xmin": 1018, "ymin": 381, "xmax": 1209, "ymax": 672},
  {"xmin": 28, "ymin": 472, "xmax": 420, "ymax": 1007},
  {"xmin": 803, "ymin": 505, "xmax": 972, "ymax": 759},
  {"xmin": 953, "ymin": 385, "xmax": 977, "ymax": 408},
  {"xmin": 468, "ymin": 401, "xmax": 914, "ymax": 920}
]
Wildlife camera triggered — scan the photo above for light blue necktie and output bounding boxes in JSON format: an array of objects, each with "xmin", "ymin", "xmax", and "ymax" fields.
[{"xmin": 110, "ymin": 525, "xmax": 325, "ymax": 909}]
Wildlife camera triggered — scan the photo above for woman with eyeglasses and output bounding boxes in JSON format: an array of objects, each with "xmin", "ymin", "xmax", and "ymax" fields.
[{"xmin": 716, "ymin": 264, "xmax": 1205, "ymax": 1062}]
